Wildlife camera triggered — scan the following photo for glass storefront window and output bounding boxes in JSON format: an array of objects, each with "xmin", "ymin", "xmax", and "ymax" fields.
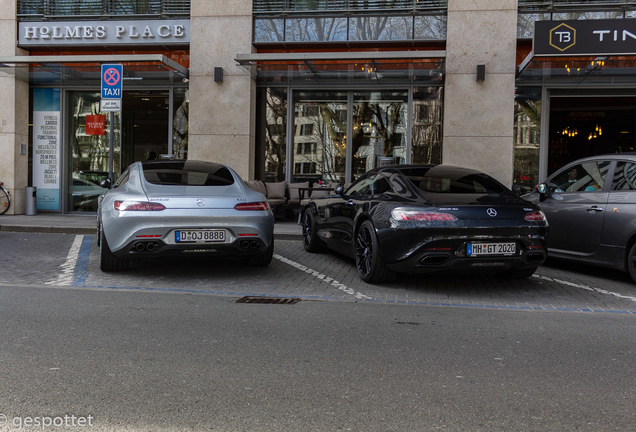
[
  {"xmin": 173, "ymin": 88, "xmax": 189, "ymax": 159},
  {"xmin": 261, "ymin": 86, "xmax": 443, "ymax": 185},
  {"xmin": 264, "ymin": 88, "xmax": 288, "ymax": 182},
  {"xmin": 352, "ymin": 91, "xmax": 408, "ymax": 177},
  {"xmin": 411, "ymin": 86, "xmax": 443, "ymax": 164},
  {"xmin": 293, "ymin": 91, "xmax": 348, "ymax": 184},
  {"xmin": 513, "ymin": 87, "xmax": 542, "ymax": 195},
  {"xmin": 69, "ymin": 92, "xmax": 119, "ymax": 212},
  {"xmin": 68, "ymin": 88, "xmax": 184, "ymax": 212}
]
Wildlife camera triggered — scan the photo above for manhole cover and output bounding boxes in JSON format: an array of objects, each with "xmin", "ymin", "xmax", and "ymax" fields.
[{"xmin": 235, "ymin": 296, "xmax": 300, "ymax": 305}]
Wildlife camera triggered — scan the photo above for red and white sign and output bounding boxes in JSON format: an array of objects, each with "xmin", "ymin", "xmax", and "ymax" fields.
[{"xmin": 85, "ymin": 114, "xmax": 105, "ymax": 135}]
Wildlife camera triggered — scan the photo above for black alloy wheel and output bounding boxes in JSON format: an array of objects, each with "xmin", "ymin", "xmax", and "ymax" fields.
[
  {"xmin": 302, "ymin": 209, "xmax": 323, "ymax": 252},
  {"xmin": 627, "ymin": 243, "xmax": 636, "ymax": 284},
  {"xmin": 355, "ymin": 220, "xmax": 396, "ymax": 284}
]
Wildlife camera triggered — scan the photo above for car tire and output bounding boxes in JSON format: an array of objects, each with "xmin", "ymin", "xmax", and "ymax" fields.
[
  {"xmin": 355, "ymin": 220, "xmax": 396, "ymax": 284},
  {"xmin": 302, "ymin": 208, "xmax": 323, "ymax": 253},
  {"xmin": 247, "ymin": 239, "xmax": 274, "ymax": 267},
  {"xmin": 627, "ymin": 243, "xmax": 636, "ymax": 284},
  {"xmin": 504, "ymin": 267, "xmax": 537, "ymax": 279},
  {"xmin": 100, "ymin": 227, "xmax": 129, "ymax": 272}
]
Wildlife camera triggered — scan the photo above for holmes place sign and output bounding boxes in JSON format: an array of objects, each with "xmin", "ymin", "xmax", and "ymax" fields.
[
  {"xmin": 534, "ymin": 19, "xmax": 636, "ymax": 56},
  {"xmin": 18, "ymin": 19, "xmax": 189, "ymax": 47}
]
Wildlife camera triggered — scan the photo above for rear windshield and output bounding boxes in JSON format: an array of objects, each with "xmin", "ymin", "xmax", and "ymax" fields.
[
  {"xmin": 394, "ymin": 166, "xmax": 505, "ymax": 194},
  {"xmin": 142, "ymin": 161, "xmax": 235, "ymax": 186}
]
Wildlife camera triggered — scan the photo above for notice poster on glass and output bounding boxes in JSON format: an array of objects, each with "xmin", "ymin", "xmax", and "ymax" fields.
[{"xmin": 33, "ymin": 88, "xmax": 61, "ymax": 210}]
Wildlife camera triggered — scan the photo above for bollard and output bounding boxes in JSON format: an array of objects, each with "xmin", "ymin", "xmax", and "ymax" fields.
[{"xmin": 25, "ymin": 186, "xmax": 37, "ymax": 215}]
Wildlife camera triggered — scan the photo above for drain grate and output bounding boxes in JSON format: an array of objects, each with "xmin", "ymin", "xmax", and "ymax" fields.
[{"xmin": 235, "ymin": 296, "xmax": 300, "ymax": 305}]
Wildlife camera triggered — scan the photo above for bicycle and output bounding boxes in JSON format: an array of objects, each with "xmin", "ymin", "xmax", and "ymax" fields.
[{"xmin": 0, "ymin": 182, "xmax": 10, "ymax": 215}]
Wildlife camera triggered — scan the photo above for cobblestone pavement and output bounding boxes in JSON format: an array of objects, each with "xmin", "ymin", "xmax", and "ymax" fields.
[{"xmin": 2, "ymin": 232, "xmax": 635, "ymax": 314}]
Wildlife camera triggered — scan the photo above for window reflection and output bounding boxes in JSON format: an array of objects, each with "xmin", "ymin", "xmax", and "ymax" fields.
[
  {"xmin": 254, "ymin": 15, "xmax": 446, "ymax": 42},
  {"xmin": 513, "ymin": 87, "xmax": 541, "ymax": 195},
  {"xmin": 352, "ymin": 91, "xmax": 408, "ymax": 177},
  {"xmin": 412, "ymin": 87, "xmax": 443, "ymax": 164},
  {"xmin": 264, "ymin": 88, "xmax": 288, "ymax": 182},
  {"xmin": 293, "ymin": 91, "xmax": 348, "ymax": 184}
]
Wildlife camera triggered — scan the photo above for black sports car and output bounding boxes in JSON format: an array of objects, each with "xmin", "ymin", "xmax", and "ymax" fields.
[{"xmin": 301, "ymin": 164, "xmax": 548, "ymax": 283}]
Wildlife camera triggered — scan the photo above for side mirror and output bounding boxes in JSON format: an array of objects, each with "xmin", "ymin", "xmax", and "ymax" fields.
[
  {"xmin": 536, "ymin": 183, "xmax": 548, "ymax": 201},
  {"xmin": 335, "ymin": 185, "xmax": 344, "ymax": 196},
  {"xmin": 100, "ymin": 178, "xmax": 112, "ymax": 189}
]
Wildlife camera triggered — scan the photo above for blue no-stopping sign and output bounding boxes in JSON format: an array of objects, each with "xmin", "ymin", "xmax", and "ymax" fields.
[{"xmin": 101, "ymin": 64, "xmax": 123, "ymax": 99}]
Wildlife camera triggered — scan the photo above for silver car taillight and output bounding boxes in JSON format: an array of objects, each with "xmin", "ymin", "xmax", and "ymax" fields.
[
  {"xmin": 234, "ymin": 202, "xmax": 269, "ymax": 211},
  {"xmin": 114, "ymin": 201, "xmax": 166, "ymax": 211}
]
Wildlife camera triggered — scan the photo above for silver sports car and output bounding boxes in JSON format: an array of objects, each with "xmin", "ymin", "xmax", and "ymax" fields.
[{"xmin": 97, "ymin": 160, "xmax": 275, "ymax": 271}]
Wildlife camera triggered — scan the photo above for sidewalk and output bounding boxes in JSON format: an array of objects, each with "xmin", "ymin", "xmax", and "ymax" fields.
[{"xmin": 0, "ymin": 213, "xmax": 302, "ymax": 239}]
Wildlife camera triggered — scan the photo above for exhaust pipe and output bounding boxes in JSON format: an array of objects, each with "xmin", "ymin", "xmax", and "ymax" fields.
[
  {"xmin": 146, "ymin": 242, "xmax": 157, "ymax": 252},
  {"xmin": 239, "ymin": 240, "xmax": 261, "ymax": 249},
  {"xmin": 134, "ymin": 242, "xmax": 146, "ymax": 252}
]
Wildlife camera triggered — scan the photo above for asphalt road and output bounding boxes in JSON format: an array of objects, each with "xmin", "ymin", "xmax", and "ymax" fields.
[{"xmin": 0, "ymin": 232, "xmax": 634, "ymax": 431}]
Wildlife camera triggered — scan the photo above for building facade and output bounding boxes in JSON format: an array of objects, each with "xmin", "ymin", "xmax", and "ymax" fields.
[{"xmin": 2, "ymin": 0, "xmax": 636, "ymax": 214}]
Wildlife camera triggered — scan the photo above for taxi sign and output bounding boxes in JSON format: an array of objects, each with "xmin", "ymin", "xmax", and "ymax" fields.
[{"xmin": 101, "ymin": 64, "xmax": 123, "ymax": 99}]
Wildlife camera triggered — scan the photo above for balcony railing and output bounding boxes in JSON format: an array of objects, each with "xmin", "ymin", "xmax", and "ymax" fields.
[
  {"xmin": 518, "ymin": 0, "xmax": 636, "ymax": 11},
  {"xmin": 17, "ymin": 0, "xmax": 190, "ymax": 20}
]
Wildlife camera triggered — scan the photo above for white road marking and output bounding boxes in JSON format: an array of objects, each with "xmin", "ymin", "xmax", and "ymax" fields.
[
  {"xmin": 274, "ymin": 254, "xmax": 371, "ymax": 300},
  {"xmin": 533, "ymin": 274, "xmax": 636, "ymax": 302},
  {"xmin": 45, "ymin": 235, "xmax": 84, "ymax": 286}
]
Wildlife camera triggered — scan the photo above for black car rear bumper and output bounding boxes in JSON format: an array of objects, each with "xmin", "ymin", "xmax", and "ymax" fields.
[{"xmin": 380, "ymin": 231, "xmax": 547, "ymax": 274}]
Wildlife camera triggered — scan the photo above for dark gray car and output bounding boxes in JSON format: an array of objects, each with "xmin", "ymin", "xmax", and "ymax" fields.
[{"xmin": 523, "ymin": 153, "xmax": 636, "ymax": 283}]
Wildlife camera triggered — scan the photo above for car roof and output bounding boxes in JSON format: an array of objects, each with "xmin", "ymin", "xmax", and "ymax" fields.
[
  {"xmin": 566, "ymin": 152, "xmax": 636, "ymax": 163},
  {"xmin": 372, "ymin": 163, "xmax": 488, "ymax": 176}
]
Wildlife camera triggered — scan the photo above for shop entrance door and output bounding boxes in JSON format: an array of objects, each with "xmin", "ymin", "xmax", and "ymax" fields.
[
  {"xmin": 121, "ymin": 90, "xmax": 170, "ymax": 166},
  {"xmin": 68, "ymin": 90, "xmax": 170, "ymax": 212}
]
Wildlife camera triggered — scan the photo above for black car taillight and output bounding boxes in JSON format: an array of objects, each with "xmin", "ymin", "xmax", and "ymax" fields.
[{"xmin": 524, "ymin": 211, "xmax": 547, "ymax": 222}]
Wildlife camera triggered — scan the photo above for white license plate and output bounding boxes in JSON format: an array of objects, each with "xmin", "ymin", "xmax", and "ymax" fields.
[
  {"xmin": 176, "ymin": 229, "xmax": 226, "ymax": 243},
  {"xmin": 467, "ymin": 242, "xmax": 516, "ymax": 256}
]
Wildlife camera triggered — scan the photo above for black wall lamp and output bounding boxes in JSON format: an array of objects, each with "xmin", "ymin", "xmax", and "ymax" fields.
[
  {"xmin": 214, "ymin": 67, "xmax": 223, "ymax": 83},
  {"xmin": 476, "ymin": 64, "xmax": 486, "ymax": 82}
]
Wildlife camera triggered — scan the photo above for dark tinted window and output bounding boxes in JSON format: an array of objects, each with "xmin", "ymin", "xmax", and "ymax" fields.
[
  {"xmin": 142, "ymin": 161, "xmax": 235, "ymax": 186},
  {"xmin": 548, "ymin": 161, "xmax": 610, "ymax": 193},
  {"xmin": 612, "ymin": 161, "xmax": 636, "ymax": 191},
  {"xmin": 346, "ymin": 174, "xmax": 376, "ymax": 198},
  {"xmin": 396, "ymin": 166, "xmax": 506, "ymax": 194}
]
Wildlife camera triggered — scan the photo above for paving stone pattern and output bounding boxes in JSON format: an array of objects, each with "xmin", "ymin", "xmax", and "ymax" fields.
[{"xmin": 1, "ymin": 232, "xmax": 634, "ymax": 314}]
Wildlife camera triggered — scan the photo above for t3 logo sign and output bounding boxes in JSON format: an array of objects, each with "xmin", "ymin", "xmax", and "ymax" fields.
[{"xmin": 549, "ymin": 23, "xmax": 577, "ymax": 52}]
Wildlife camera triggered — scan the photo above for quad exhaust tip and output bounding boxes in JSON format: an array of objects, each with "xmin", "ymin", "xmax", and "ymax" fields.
[
  {"xmin": 239, "ymin": 239, "xmax": 261, "ymax": 249},
  {"xmin": 132, "ymin": 241, "xmax": 160, "ymax": 252}
]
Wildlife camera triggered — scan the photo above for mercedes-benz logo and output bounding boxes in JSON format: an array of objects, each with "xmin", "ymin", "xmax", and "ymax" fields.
[
  {"xmin": 487, "ymin": 208, "xmax": 498, "ymax": 217},
  {"xmin": 196, "ymin": 199, "xmax": 205, "ymax": 207}
]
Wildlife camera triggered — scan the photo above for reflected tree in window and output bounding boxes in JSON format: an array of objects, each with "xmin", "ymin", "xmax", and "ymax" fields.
[
  {"xmin": 264, "ymin": 88, "xmax": 288, "ymax": 182},
  {"xmin": 513, "ymin": 88, "xmax": 541, "ymax": 194},
  {"xmin": 412, "ymin": 87, "xmax": 443, "ymax": 164}
]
